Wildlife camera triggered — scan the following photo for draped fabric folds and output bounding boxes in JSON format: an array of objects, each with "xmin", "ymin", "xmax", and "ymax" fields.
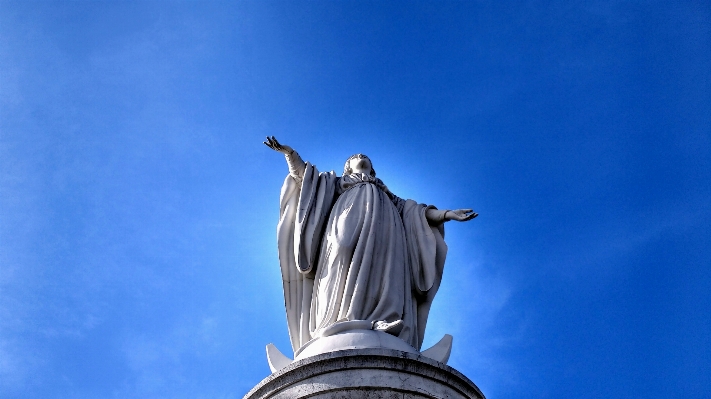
[{"xmin": 277, "ymin": 163, "xmax": 447, "ymax": 353}]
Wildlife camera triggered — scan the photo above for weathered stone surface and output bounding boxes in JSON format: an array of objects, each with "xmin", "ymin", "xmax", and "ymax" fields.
[{"xmin": 244, "ymin": 349, "xmax": 485, "ymax": 399}]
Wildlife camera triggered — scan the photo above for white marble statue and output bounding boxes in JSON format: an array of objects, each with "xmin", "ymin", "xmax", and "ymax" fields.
[{"xmin": 264, "ymin": 136, "xmax": 477, "ymax": 355}]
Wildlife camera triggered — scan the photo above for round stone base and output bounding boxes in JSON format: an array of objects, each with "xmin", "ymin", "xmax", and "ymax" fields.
[{"xmin": 244, "ymin": 349, "xmax": 485, "ymax": 399}]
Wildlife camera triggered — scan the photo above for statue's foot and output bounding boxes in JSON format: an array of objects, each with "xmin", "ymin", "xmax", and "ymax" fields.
[{"xmin": 371, "ymin": 319, "xmax": 404, "ymax": 336}]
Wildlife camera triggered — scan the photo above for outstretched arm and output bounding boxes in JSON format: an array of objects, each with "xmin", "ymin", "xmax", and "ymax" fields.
[
  {"xmin": 264, "ymin": 136, "xmax": 306, "ymax": 179},
  {"xmin": 425, "ymin": 208, "xmax": 478, "ymax": 224}
]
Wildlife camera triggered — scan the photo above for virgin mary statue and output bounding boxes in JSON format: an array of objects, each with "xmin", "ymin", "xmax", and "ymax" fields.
[{"xmin": 265, "ymin": 137, "xmax": 477, "ymax": 354}]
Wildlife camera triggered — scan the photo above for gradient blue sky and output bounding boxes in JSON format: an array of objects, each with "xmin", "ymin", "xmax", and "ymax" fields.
[{"xmin": 1, "ymin": 1, "xmax": 709, "ymax": 398}]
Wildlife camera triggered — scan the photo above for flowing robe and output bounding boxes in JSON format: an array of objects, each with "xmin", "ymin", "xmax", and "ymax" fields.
[{"xmin": 277, "ymin": 162, "xmax": 447, "ymax": 353}]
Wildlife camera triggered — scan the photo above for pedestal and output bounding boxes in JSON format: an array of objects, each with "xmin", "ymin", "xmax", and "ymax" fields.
[{"xmin": 244, "ymin": 348, "xmax": 485, "ymax": 399}]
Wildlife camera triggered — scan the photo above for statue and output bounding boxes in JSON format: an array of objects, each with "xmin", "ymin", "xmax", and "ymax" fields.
[{"xmin": 264, "ymin": 136, "xmax": 477, "ymax": 359}]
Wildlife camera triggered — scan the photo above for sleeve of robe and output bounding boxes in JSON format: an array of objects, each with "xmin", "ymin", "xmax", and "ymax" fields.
[
  {"xmin": 277, "ymin": 162, "xmax": 337, "ymax": 353},
  {"xmin": 400, "ymin": 199, "xmax": 448, "ymax": 350}
]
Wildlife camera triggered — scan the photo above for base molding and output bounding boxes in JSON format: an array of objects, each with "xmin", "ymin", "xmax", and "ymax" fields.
[{"xmin": 244, "ymin": 349, "xmax": 485, "ymax": 399}]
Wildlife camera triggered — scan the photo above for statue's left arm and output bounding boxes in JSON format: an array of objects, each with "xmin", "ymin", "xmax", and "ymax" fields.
[
  {"xmin": 425, "ymin": 208, "xmax": 478, "ymax": 224},
  {"xmin": 382, "ymin": 184, "xmax": 477, "ymax": 224}
]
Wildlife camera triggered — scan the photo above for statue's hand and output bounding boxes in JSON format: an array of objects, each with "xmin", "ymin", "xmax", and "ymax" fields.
[
  {"xmin": 445, "ymin": 209, "xmax": 478, "ymax": 222},
  {"xmin": 263, "ymin": 136, "xmax": 294, "ymax": 155}
]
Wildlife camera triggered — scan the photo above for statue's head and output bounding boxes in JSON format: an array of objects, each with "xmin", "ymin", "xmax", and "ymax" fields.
[{"xmin": 343, "ymin": 153, "xmax": 376, "ymax": 177}]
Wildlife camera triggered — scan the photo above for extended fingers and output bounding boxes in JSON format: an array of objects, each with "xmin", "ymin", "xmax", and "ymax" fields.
[
  {"xmin": 450, "ymin": 209, "xmax": 477, "ymax": 221},
  {"xmin": 463, "ymin": 212, "xmax": 478, "ymax": 221},
  {"xmin": 264, "ymin": 136, "xmax": 282, "ymax": 150}
]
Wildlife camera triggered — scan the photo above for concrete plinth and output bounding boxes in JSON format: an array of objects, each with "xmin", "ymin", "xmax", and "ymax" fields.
[{"xmin": 244, "ymin": 349, "xmax": 485, "ymax": 399}]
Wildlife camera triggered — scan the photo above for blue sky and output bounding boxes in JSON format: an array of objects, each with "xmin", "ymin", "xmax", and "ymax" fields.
[{"xmin": 1, "ymin": 1, "xmax": 709, "ymax": 398}]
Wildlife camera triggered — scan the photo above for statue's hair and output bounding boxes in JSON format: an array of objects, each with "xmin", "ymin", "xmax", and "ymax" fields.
[{"xmin": 343, "ymin": 154, "xmax": 376, "ymax": 177}]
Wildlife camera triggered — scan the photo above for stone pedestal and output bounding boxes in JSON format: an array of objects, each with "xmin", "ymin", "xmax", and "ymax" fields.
[{"xmin": 244, "ymin": 349, "xmax": 485, "ymax": 399}]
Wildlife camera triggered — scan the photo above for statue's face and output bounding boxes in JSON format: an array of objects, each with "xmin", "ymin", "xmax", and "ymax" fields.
[{"xmin": 348, "ymin": 154, "xmax": 372, "ymax": 175}]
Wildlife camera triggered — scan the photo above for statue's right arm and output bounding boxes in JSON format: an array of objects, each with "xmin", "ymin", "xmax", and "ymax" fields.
[
  {"xmin": 285, "ymin": 149, "xmax": 305, "ymax": 179},
  {"xmin": 264, "ymin": 136, "xmax": 305, "ymax": 179}
]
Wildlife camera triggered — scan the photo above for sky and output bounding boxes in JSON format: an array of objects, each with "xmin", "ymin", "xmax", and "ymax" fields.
[{"xmin": 0, "ymin": 1, "xmax": 709, "ymax": 398}]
